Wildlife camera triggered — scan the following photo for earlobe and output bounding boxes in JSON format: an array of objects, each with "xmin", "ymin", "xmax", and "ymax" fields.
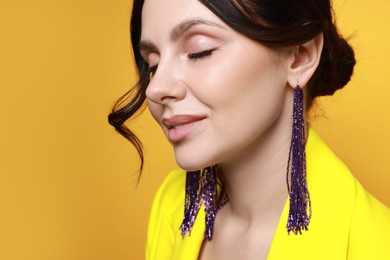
[{"xmin": 287, "ymin": 33, "xmax": 324, "ymax": 88}]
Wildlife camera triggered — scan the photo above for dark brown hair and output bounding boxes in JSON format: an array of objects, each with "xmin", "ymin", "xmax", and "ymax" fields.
[{"xmin": 108, "ymin": 0, "xmax": 356, "ymax": 173}]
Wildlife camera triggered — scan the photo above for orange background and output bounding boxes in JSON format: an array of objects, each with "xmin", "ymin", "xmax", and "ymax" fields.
[{"xmin": 0, "ymin": 0, "xmax": 389, "ymax": 259}]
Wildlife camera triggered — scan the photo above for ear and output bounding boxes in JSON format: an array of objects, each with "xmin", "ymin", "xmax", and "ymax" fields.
[{"xmin": 287, "ymin": 33, "xmax": 324, "ymax": 88}]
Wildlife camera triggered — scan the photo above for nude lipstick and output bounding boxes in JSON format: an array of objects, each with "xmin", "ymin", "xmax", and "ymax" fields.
[{"xmin": 162, "ymin": 115, "xmax": 206, "ymax": 143}]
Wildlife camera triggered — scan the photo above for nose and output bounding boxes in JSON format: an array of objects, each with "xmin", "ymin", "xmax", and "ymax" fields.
[{"xmin": 145, "ymin": 63, "xmax": 187, "ymax": 105}]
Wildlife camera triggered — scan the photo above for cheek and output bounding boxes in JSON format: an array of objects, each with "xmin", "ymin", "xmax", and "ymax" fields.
[
  {"xmin": 184, "ymin": 47, "xmax": 287, "ymax": 157},
  {"xmin": 189, "ymin": 47, "xmax": 285, "ymax": 111}
]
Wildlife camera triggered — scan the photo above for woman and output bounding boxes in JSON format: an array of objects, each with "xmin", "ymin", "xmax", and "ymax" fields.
[{"xmin": 109, "ymin": 0, "xmax": 390, "ymax": 259}]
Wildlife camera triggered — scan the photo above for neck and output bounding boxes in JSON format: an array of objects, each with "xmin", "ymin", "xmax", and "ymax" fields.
[
  {"xmin": 219, "ymin": 131, "xmax": 290, "ymax": 225},
  {"xmin": 218, "ymin": 110, "xmax": 293, "ymax": 226}
]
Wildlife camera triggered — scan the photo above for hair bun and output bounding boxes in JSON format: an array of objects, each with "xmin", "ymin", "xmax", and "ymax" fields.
[
  {"xmin": 333, "ymin": 37, "xmax": 356, "ymax": 90},
  {"xmin": 309, "ymin": 24, "xmax": 356, "ymax": 99}
]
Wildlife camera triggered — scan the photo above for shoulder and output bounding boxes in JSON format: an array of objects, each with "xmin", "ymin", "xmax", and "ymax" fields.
[
  {"xmin": 146, "ymin": 169, "xmax": 186, "ymax": 260},
  {"xmin": 306, "ymin": 127, "xmax": 357, "ymax": 206},
  {"xmin": 347, "ymin": 181, "xmax": 390, "ymax": 259},
  {"xmin": 307, "ymin": 127, "xmax": 390, "ymax": 223},
  {"xmin": 306, "ymin": 127, "xmax": 390, "ymax": 258},
  {"xmin": 148, "ymin": 168, "xmax": 186, "ymax": 228},
  {"xmin": 152, "ymin": 169, "xmax": 186, "ymax": 216}
]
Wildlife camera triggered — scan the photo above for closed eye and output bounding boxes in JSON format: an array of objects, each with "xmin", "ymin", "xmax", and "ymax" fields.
[{"xmin": 188, "ymin": 49, "xmax": 215, "ymax": 60}]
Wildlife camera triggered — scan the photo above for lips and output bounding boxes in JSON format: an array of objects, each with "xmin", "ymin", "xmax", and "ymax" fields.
[{"xmin": 162, "ymin": 115, "xmax": 206, "ymax": 143}]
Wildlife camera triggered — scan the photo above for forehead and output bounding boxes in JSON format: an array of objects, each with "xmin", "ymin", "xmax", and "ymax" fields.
[
  {"xmin": 142, "ymin": 0, "xmax": 200, "ymax": 20},
  {"xmin": 141, "ymin": 0, "xmax": 221, "ymax": 40}
]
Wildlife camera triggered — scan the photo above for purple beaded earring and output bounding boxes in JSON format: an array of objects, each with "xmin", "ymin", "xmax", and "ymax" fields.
[
  {"xmin": 180, "ymin": 171, "xmax": 202, "ymax": 238},
  {"xmin": 180, "ymin": 166, "xmax": 227, "ymax": 240},
  {"xmin": 286, "ymin": 85, "xmax": 312, "ymax": 235},
  {"xmin": 180, "ymin": 167, "xmax": 218, "ymax": 240},
  {"xmin": 201, "ymin": 167, "xmax": 218, "ymax": 239}
]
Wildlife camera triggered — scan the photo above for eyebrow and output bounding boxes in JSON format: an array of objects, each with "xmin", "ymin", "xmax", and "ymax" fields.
[
  {"xmin": 170, "ymin": 18, "xmax": 224, "ymax": 42},
  {"xmin": 139, "ymin": 18, "xmax": 224, "ymax": 53}
]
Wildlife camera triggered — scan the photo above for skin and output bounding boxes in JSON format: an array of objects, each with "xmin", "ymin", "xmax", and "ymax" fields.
[{"xmin": 140, "ymin": 0, "xmax": 323, "ymax": 259}]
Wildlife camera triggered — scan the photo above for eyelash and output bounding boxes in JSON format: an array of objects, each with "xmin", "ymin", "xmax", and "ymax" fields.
[
  {"xmin": 188, "ymin": 49, "xmax": 215, "ymax": 60},
  {"xmin": 147, "ymin": 49, "xmax": 215, "ymax": 77}
]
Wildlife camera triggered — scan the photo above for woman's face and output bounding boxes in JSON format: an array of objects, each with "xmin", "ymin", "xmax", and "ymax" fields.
[{"xmin": 140, "ymin": 0, "xmax": 291, "ymax": 171}]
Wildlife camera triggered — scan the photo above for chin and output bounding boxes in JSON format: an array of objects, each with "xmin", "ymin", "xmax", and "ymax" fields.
[
  {"xmin": 172, "ymin": 140, "xmax": 222, "ymax": 171},
  {"xmin": 174, "ymin": 153, "xmax": 216, "ymax": 172},
  {"xmin": 176, "ymin": 160, "xmax": 206, "ymax": 172}
]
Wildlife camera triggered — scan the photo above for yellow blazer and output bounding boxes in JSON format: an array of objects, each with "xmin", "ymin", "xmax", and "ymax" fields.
[{"xmin": 146, "ymin": 128, "xmax": 390, "ymax": 259}]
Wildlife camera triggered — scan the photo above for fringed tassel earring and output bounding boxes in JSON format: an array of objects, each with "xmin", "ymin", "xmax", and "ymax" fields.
[
  {"xmin": 180, "ymin": 166, "xmax": 221, "ymax": 240},
  {"xmin": 286, "ymin": 85, "xmax": 312, "ymax": 235},
  {"xmin": 180, "ymin": 171, "xmax": 202, "ymax": 237},
  {"xmin": 202, "ymin": 166, "xmax": 218, "ymax": 240}
]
